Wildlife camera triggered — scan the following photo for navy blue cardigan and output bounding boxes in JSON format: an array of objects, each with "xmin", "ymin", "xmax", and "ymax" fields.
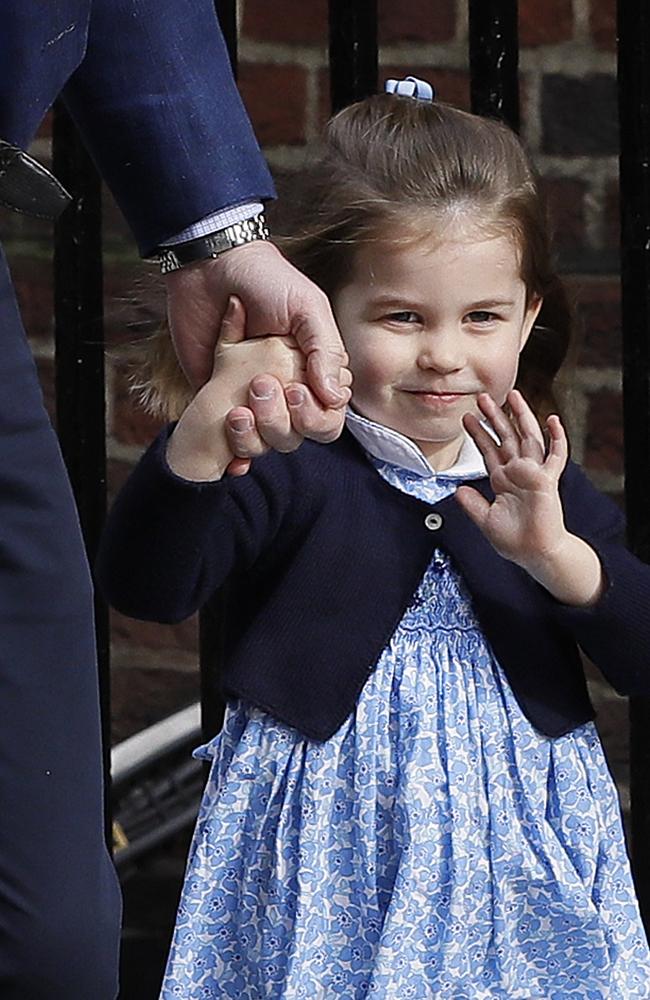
[{"xmin": 97, "ymin": 427, "xmax": 650, "ymax": 741}]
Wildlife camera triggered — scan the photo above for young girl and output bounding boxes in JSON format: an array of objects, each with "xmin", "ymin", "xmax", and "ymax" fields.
[{"xmin": 99, "ymin": 79, "xmax": 650, "ymax": 998}]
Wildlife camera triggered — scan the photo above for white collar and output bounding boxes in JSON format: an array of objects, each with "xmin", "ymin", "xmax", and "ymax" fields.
[{"xmin": 345, "ymin": 408, "xmax": 487, "ymax": 479}]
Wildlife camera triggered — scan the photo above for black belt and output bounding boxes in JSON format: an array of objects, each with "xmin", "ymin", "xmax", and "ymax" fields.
[{"xmin": 0, "ymin": 139, "xmax": 71, "ymax": 220}]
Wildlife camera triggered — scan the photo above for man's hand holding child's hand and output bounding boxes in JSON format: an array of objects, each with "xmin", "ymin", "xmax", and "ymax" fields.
[{"xmin": 166, "ymin": 296, "xmax": 352, "ymax": 482}]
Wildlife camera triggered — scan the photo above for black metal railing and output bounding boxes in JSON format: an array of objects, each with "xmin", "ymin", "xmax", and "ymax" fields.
[
  {"xmin": 50, "ymin": 0, "xmax": 650, "ymax": 938},
  {"xmin": 617, "ymin": 0, "xmax": 650, "ymax": 927},
  {"xmin": 52, "ymin": 103, "xmax": 111, "ymax": 844}
]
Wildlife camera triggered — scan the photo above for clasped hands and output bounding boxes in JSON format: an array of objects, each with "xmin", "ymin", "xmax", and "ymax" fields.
[{"xmin": 165, "ymin": 293, "xmax": 350, "ymax": 482}]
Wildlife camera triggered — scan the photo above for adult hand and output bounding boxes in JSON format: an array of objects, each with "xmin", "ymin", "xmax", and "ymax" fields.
[{"xmin": 164, "ymin": 239, "xmax": 350, "ymax": 416}]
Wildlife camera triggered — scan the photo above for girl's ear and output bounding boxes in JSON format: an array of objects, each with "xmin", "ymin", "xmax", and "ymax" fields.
[{"xmin": 519, "ymin": 294, "xmax": 543, "ymax": 350}]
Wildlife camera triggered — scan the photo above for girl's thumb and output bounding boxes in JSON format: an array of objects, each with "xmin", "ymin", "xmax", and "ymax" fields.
[{"xmin": 218, "ymin": 295, "xmax": 247, "ymax": 346}]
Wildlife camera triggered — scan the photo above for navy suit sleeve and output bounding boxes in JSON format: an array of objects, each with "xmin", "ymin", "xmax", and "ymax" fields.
[
  {"xmin": 96, "ymin": 426, "xmax": 299, "ymax": 622},
  {"xmin": 62, "ymin": 0, "xmax": 275, "ymax": 255},
  {"xmin": 551, "ymin": 462, "xmax": 650, "ymax": 696}
]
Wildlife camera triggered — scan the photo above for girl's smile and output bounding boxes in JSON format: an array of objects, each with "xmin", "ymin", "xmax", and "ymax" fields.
[{"xmin": 333, "ymin": 220, "xmax": 542, "ymax": 470}]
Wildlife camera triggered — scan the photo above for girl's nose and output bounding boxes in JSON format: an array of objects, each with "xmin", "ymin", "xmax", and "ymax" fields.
[{"xmin": 416, "ymin": 332, "xmax": 465, "ymax": 373}]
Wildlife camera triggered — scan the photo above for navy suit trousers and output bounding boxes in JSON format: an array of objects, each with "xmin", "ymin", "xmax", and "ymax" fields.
[{"xmin": 0, "ymin": 246, "xmax": 120, "ymax": 998}]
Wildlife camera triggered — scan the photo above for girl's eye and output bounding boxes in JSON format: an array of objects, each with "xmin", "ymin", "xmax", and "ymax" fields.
[
  {"xmin": 386, "ymin": 311, "xmax": 421, "ymax": 324},
  {"xmin": 466, "ymin": 310, "xmax": 499, "ymax": 324}
]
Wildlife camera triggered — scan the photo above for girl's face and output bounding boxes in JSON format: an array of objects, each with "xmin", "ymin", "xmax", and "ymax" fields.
[{"xmin": 333, "ymin": 221, "xmax": 542, "ymax": 470}]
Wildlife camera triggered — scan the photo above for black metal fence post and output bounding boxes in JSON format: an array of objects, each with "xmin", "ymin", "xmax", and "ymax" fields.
[
  {"xmin": 52, "ymin": 102, "xmax": 111, "ymax": 845},
  {"xmin": 617, "ymin": 0, "xmax": 650, "ymax": 929},
  {"xmin": 197, "ymin": 0, "xmax": 240, "ymax": 747},
  {"xmin": 329, "ymin": 0, "xmax": 378, "ymax": 113},
  {"xmin": 468, "ymin": 0, "xmax": 520, "ymax": 132}
]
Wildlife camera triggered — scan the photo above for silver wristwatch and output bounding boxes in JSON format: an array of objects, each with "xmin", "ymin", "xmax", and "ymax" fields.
[{"xmin": 156, "ymin": 212, "xmax": 270, "ymax": 274}]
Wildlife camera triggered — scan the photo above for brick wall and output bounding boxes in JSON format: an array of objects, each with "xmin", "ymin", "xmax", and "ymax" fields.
[{"xmin": 2, "ymin": 0, "xmax": 625, "ymax": 747}]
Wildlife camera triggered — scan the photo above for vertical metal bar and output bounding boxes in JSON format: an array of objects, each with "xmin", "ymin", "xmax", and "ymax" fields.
[
  {"xmin": 197, "ymin": 0, "xmax": 240, "ymax": 746},
  {"xmin": 52, "ymin": 102, "xmax": 110, "ymax": 844},
  {"xmin": 617, "ymin": 0, "xmax": 650, "ymax": 929},
  {"xmin": 468, "ymin": 0, "xmax": 520, "ymax": 132},
  {"xmin": 329, "ymin": 0, "xmax": 378, "ymax": 114},
  {"xmin": 215, "ymin": 0, "xmax": 238, "ymax": 77}
]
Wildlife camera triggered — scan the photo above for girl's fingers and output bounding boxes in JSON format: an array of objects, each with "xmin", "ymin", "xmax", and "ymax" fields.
[
  {"xmin": 216, "ymin": 295, "xmax": 247, "ymax": 347},
  {"xmin": 248, "ymin": 375, "xmax": 304, "ymax": 453},
  {"xmin": 544, "ymin": 414, "xmax": 569, "ymax": 475},
  {"xmin": 224, "ymin": 406, "xmax": 269, "ymax": 460},
  {"xmin": 225, "ymin": 456, "xmax": 252, "ymax": 477},
  {"xmin": 285, "ymin": 383, "xmax": 351, "ymax": 443},
  {"xmin": 476, "ymin": 393, "xmax": 519, "ymax": 459},
  {"xmin": 454, "ymin": 484, "xmax": 491, "ymax": 530},
  {"xmin": 507, "ymin": 389, "xmax": 545, "ymax": 459},
  {"xmin": 462, "ymin": 411, "xmax": 502, "ymax": 475}
]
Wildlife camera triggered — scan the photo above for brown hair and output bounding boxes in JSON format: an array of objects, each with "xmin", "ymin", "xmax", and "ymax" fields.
[{"xmin": 139, "ymin": 93, "xmax": 573, "ymax": 421}]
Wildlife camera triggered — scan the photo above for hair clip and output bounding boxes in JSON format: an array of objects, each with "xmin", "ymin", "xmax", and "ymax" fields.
[{"xmin": 384, "ymin": 76, "xmax": 435, "ymax": 102}]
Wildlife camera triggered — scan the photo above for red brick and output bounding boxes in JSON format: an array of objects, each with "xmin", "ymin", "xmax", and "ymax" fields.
[
  {"xmin": 10, "ymin": 259, "xmax": 54, "ymax": 343},
  {"xmin": 568, "ymin": 276, "xmax": 621, "ymax": 368},
  {"xmin": 238, "ymin": 63, "xmax": 308, "ymax": 146},
  {"xmin": 590, "ymin": 0, "xmax": 616, "ymax": 52},
  {"xmin": 519, "ymin": 0, "xmax": 573, "ymax": 46},
  {"xmin": 111, "ymin": 608, "xmax": 198, "ymax": 655},
  {"xmin": 242, "ymin": 0, "xmax": 327, "ymax": 45},
  {"xmin": 541, "ymin": 74, "xmax": 618, "ymax": 156},
  {"xmin": 379, "ymin": 0, "xmax": 456, "ymax": 44},
  {"xmin": 111, "ymin": 362, "xmax": 165, "ymax": 446},
  {"xmin": 316, "ymin": 67, "xmax": 332, "ymax": 127},
  {"xmin": 584, "ymin": 388, "xmax": 623, "ymax": 475},
  {"xmin": 540, "ymin": 176, "xmax": 586, "ymax": 255}
]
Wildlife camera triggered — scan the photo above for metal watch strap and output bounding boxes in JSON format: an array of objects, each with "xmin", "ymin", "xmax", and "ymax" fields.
[{"xmin": 156, "ymin": 212, "xmax": 270, "ymax": 274}]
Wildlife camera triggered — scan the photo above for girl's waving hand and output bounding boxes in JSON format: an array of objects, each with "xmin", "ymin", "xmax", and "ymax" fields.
[{"xmin": 456, "ymin": 390, "xmax": 605, "ymax": 607}]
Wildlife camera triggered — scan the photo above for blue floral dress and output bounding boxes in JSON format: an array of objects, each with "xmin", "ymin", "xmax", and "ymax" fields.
[{"xmin": 160, "ymin": 446, "xmax": 650, "ymax": 999}]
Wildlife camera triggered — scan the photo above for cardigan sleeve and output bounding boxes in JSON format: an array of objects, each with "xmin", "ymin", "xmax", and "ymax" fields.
[
  {"xmin": 549, "ymin": 462, "xmax": 650, "ymax": 696},
  {"xmin": 95, "ymin": 426, "xmax": 303, "ymax": 623}
]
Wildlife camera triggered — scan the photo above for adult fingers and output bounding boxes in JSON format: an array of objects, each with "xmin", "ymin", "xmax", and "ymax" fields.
[
  {"xmin": 248, "ymin": 376, "xmax": 304, "ymax": 453},
  {"xmin": 224, "ymin": 406, "xmax": 269, "ymax": 460},
  {"xmin": 292, "ymin": 306, "xmax": 351, "ymax": 408},
  {"xmin": 285, "ymin": 382, "xmax": 351, "ymax": 443}
]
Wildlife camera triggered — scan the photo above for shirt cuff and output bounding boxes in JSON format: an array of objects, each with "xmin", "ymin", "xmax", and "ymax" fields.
[{"xmin": 160, "ymin": 201, "xmax": 264, "ymax": 245}]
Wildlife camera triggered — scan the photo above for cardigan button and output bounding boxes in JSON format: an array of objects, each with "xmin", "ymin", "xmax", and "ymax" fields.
[{"xmin": 424, "ymin": 511, "xmax": 443, "ymax": 531}]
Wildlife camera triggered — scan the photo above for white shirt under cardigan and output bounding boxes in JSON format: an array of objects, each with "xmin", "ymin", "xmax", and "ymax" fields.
[{"xmin": 158, "ymin": 411, "xmax": 650, "ymax": 1000}]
